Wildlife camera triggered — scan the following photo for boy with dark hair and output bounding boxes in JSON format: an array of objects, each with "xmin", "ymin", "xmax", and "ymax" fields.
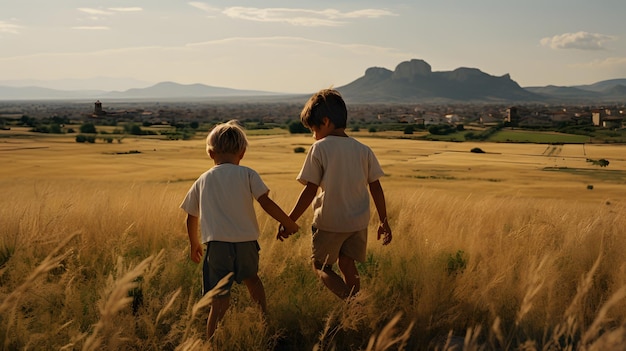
[
  {"xmin": 282, "ymin": 89, "xmax": 392, "ymax": 299},
  {"xmin": 181, "ymin": 120, "xmax": 299, "ymax": 339}
]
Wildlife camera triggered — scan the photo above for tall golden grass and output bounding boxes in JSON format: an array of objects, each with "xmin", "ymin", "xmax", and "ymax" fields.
[{"xmin": 1, "ymin": 134, "xmax": 625, "ymax": 350}]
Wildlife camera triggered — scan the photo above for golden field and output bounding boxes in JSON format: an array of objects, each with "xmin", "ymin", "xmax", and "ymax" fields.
[{"xmin": 1, "ymin": 130, "xmax": 625, "ymax": 350}]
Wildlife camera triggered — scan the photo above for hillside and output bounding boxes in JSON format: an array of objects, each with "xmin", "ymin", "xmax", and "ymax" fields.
[
  {"xmin": 337, "ymin": 59, "xmax": 541, "ymax": 103},
  {"xmin": 103, "ymin": 81, "xmax": 280, "ymax": 99}
]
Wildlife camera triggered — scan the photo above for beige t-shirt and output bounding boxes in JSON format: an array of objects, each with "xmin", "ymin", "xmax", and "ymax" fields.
[
  {"xmin": 180, "ymin": 163, "xmax": 269, "ymax": 244},
  {"xmin": 297, "ymin": 136, "xmax": 384, "ymax": 232}
]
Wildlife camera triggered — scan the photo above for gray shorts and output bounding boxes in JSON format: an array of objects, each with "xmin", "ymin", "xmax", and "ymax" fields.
[
  {"xmin": 202, "ymin": 241, "xmax": 260, "ymax": 296},
  {"xmin": 311, "ymin": 228, "xmax": 368, "ymax": 266}
]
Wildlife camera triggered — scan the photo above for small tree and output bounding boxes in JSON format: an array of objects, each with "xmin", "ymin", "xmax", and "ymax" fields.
[
  {"xmin": 130, "ymin": 124, "xmax": 143, "ymax": 135},
  {"xmin": 80, "ymin": 122, "xmax": 97, "ymax": 134},
  {"xmin": 288, "ymin": 121, "xmax": 309, "ymax": 134},
  {"xmin": 586, "ymin": 158, "xmax": 610, "ymax": 167},
  {"xmin": 49, "ymin": 124, "xmax": 63, "ymax": 134}
]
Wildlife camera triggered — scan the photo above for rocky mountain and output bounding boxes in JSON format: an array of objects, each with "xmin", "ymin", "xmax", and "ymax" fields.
[
  {"xmin": 337, "ymin": 59, "xmax": 541, "ymax": 103},
  {"xmin": 336, "ymin": 59, "xmax": 626, "ymax": 103}
]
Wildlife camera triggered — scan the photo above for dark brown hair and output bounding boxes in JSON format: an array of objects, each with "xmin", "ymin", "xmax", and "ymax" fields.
[{"xmin": 300, "ymin": 89, "xmax": 347, "ymax": 129}]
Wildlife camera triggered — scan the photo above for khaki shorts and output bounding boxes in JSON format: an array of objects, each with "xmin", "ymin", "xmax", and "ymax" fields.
[
  {"xmin": 202, "ymin": 241, "xmax": 260, "ymax": 296},
  {"xmin": 311, "ymin": 228, "xmax": 368, "ymax": 266}
]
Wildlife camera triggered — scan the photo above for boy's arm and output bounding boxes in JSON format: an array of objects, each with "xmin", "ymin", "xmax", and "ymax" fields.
[
  {"xmin": 288, "ymin": 182, "xmax": 319, "ymax": 221},
  {"xmin": 369, "ymin": 180, "xmax": 392, "ymax": 245},
  {"xmin": 274, "ymin": 182, "xmax": 318, "ymax": 241},
  {"xmin": 257, "ymin": 193, "xmax": 300, "ymax": 235},
  {"xmin": 186, "ymin": 214, "xmax": 204, "ymax": 263}
]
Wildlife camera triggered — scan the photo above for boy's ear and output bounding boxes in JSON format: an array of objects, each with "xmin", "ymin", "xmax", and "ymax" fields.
[
  {"xmin": 322, "ymin": 116, "xmax": 331, "ymax": 127},
  {"xmin": 239, "ymin": 148, "xmax": 246, "ymax": 160},
  {"xmin": 208, "ymin": 149, "xmax": 215, "ymax": 159}
]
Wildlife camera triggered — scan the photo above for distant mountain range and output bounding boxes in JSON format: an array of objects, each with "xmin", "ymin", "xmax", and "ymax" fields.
[
  {"xmin": 0, "ymin": 81, "xmax": 281, "ymax": 101},
  {"xmin": 1, "ymin": 59, "xmax": 625, "ymax": 103}
]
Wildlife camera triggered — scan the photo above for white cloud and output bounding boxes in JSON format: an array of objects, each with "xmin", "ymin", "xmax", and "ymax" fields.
[
  {"xmin": 0, "ymin": 20, "xmax": 21, "ymax": 34},
  {"xmin": 188, "ymin": 4, "xmax": 396, "ymax": 26},
  {"xmin": 77, "ymin": 7, "xmax": 143, "ymax": 16},
  {"xmin": 540, "ymin": 31, "xmax": 616, "ymax": 50},
  {"xmin": 78, "ymin": 8, "xmax": 114, "ymax": 16},
  {"xmin": 341, "ymin": 9, "xmax": 397, "ymax": 18},
  {"xmin": 222, "ymin": 7, "xmax": 396, "ymax": 26},
  {"xmin": 74, "ymin": 7, "xmax": 142, "ymax": 29},
  {"xmin": 72, "ymin": 26, "xmax": 110, "ymax": 31},
  {"xmin": 188, "ymin": 2, "xmax": 220, "ymax": 14},
  {"xmin": 223, "ymin": 7, "xmax": 342, "ymax": 26},
  {"xmin": 109, "ymin": 7, "xmax": 143, "ymax": 13},
  {"xmin": 186, "ymin": 36, "xmax": 402, "ymax": 55}
]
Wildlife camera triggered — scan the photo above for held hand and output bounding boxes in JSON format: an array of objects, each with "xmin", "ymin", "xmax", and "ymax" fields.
[
  {"xmin": 189, "ymin": 242, "xmax": 204, "ymax": 263},
  {"xmin": 377, "ymin": 220, "xmax": 392, "ymax": 245},
  {"xmin": 276, "ymin": 222, "xmax": 300, "ymax": 241},
  {"xmin": 276, "ymin": 225, "xmax": 289, "ymax": 241}
]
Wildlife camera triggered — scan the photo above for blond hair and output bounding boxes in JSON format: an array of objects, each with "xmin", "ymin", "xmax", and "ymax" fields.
[{"xmin": 206, "ymin": 120, "xmax": 248, "ymax": 155}]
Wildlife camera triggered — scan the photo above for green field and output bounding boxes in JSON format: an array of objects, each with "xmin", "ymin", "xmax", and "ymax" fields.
[{"xmin": 490, "ymin": 130, "xmax": 591, "ymax": 143}]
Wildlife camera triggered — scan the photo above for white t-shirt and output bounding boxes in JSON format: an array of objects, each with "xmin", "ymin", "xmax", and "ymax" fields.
[
  {"xmin": 180, "ymin": 163, "xmax": 269, "ymax": 244},
  {"xmin": 297, "ymin": 136, "xmax": 384, "ymax": 232}
]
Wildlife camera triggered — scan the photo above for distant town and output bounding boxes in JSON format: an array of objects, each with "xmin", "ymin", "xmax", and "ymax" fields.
[{"xmin": 1, "ymin": 99, "xmax": 625, "ymax": 143}]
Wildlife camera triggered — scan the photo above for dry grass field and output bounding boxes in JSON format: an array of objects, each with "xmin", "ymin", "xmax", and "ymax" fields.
[{"xmin": 1, "ymin": 129, "xmax": 625, "ymax": 350}]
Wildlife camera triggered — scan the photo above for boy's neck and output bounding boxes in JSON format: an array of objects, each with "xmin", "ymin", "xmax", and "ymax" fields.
[
  {"xmin": 326, "ymin": 128, "xmax": 348, "ymax": 138},
  {"xmin": 212, "ymin": 152, "xmax": 242, "ymax": 166}
]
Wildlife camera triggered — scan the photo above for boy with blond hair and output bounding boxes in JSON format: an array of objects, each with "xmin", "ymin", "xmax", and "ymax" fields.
[
  {"xmin": 282, "ymin": 89, "xmax": 392, "ymax": 299},
  {"xmin": 181, "ymin": 120, "xmax": 299, "ymax": 339}
]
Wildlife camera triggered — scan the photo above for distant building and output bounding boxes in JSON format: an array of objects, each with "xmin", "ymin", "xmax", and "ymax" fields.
[
  {"xmin": 602, "ymin": 117, "xmax": 624, "ymax": 128},
  {"xmin": 506, "ymin": 106, "xmax": 519, "ymax": 123},
  {"xmin": 479, "ymin": 114, "xmax": 501, "ymax": 126},
  {"xmin": 591, "ymin": 109, "xmax": 603, "ymax": 126},
  {"xmin": 445, "ymin": 114, "xmax": 461, "ymax": 124},
  {"xmin": 592, "ymin": 109, "xmax": 623, "ymax": 128},
  {"xmin": 423, "ymin": 112, "xmax": 446, "ymax": 126},
  {"xmin": 93, "ymin": 100, "xmax": 106, "ymax": 116}
]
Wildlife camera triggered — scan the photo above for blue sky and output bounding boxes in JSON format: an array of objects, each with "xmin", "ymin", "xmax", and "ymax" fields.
[{"xmin": 1, "ymin": 1, "xmax": 625, "ymax": 93}]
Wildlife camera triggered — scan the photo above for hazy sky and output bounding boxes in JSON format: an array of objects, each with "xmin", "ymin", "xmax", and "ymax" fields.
[{"xmin": 1, "ymin": 0, "xmax": 625, "ymax": 93}]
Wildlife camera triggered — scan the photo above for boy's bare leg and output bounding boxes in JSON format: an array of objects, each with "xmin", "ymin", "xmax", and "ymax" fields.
[
  {"xmin": 338, "ymin": 254, "xmax": 360, "ymax": 297},
  {"xmin": 207, "ymin": 296, "xmax": 230, "ymax": 339},
  {"xmin": 313, "ymin": 261, "xmax": 352, "ymax": 300},
  {"xmin": 243, "ymin": 274, "xmax": 267, "ymax": 316}
]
